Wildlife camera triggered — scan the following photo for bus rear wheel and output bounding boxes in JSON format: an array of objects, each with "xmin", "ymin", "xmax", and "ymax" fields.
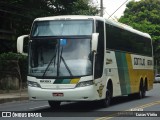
[
  {"xmin": 48, "ymin": 101, "xmax": 61, "ymax": 109},
  {"xmin": 136, "ymin": 82, "xmax": 146, "ymax": 99}
]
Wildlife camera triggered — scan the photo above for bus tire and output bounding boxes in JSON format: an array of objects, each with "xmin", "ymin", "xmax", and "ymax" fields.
[
  {"xmin": 143, "ymin": 80, "xmax": 147, "ymax": 98},
  {"xmin": 48, "ymin": 101, "xmax": 61, "ymax": 109},
  {"xmin": 142, "ymin": 82, "xmax": 146, "ymax": 98},
  {"xmin": 101, "ymin": 89, "xmax": 111, "ymax": 108},
  {"xmin": 136, "ymin": 81, "xmax": 145, "ymax": 99}
]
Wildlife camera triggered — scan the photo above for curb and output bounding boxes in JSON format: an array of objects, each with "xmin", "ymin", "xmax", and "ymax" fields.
[
  {"xmin": 0, "ymin": 97, "xmax": 29, "ymax": 104},
  {"xmin": 0, "ymin": 89, "xmax": 27, "ymax": 94}
]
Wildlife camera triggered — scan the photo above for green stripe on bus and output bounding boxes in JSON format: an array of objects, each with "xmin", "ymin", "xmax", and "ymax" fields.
[
  {"xmin": 115, "ymin": 52, "xmax": 131, "ymax": 95},
  {"xmin": 54, "ymin": 79, "xmax": 71, "ymax": 84},
  {"xmin": 54, "ymin": 79, "xmax": 64, "ymax": 84},
  {"xmin": 62, "ymin": 79, "xmax": 71, "ymax": 84}
]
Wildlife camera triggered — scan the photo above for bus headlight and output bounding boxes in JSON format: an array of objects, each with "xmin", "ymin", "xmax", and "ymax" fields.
[
  {"xmin": 28, "ymin": 81, "xmax": 41, "ymax": 88},
  {"xmin": 76, "ymin": 80, "xmax": 94, "ymax": 87}
]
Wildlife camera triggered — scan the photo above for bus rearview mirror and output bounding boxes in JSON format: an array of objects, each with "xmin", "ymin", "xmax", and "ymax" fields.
[
  {"xmin": 17, "ymin": 35, "xmax": 29, "ymax": 55},
  {"xmin": 92, "ymin": 33, "xmax": 99, "ymax": 52}
]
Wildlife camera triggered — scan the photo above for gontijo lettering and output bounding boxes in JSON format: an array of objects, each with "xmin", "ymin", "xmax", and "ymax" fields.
[
  {"xmin": 134, "ymin": 57, "xmax": 145, "ymax": 66},
  {"xmin": 147, "ymin": 60, "xmax": 153, "ymax": 65},
  {"xmin": 134, "ymin": 57, "xmax": 153, "ymax": 66}
]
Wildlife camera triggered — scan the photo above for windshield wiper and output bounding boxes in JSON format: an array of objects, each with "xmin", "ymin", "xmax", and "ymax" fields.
[
  {"xmin": 42, "ymin": 46, "xmax": 57, "ymax": 78},
  {"xmin": 42, "ymin": 40, "xmax": 73, "ymax": 78},
  {"xmin": 59, "ymin": 47, "xmax": 73, "ymax": 76}
]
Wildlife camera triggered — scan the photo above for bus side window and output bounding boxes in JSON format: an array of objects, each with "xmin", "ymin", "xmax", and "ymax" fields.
[{"xmin": 95, "ymin": 20, "xmax": 104, "ymax": 79}]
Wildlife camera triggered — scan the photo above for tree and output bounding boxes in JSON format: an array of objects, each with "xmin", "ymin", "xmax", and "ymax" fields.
[
  {"xmin": 1, "ymin": 0, "xmax": 98, "ymax": 36},
  {"xmin": 0, "ymin": 0, "xmax": 98, "ymax": 53},
  {"xmin": 47, "ymin": 0, "xmax": 98, "ymax": 15},
  {"xmin": 119, "ymin": 0, "xmax": 160, "ymax": 65}
]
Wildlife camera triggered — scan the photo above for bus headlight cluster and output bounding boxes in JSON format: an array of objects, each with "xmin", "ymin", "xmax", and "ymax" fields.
[
  {"xmin": 76, "ymin": 80, "xmax": 94, "ymax": 87},
  {"xmin": 28, "ymin": 81, "xmax": 41, "ymax": 88}
]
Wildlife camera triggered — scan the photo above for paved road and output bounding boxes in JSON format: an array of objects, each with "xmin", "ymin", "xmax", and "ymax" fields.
[{"xmin": 0, "ymin": 83, "xmax": 160, "ymax": 120}]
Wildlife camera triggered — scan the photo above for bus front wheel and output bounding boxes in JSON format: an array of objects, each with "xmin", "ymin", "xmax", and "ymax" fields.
[
  {"xmin": 101, "ymin": 89, "xmax": 111, "ymax": 108},
  {"xmin": 48, "ymin": 101, "xmax": 61, "ymax": 109}
]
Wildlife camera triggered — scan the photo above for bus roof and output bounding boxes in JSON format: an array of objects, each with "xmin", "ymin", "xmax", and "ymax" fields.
[
  {"xmin": 34, "ymin": 15, "xmax": 151, "ymax": 39},
  {"xmin": 34, "ymin": 15, "xmax": 96, "ymax": 21},
  {"xmin": 105, "ymin": 19, "xmax": 151, "ymax": 39}
]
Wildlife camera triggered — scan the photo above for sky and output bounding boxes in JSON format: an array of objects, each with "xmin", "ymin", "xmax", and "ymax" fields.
[{"xmin": 92, "ymin": 0, "xmax": 141, "ymax": 20}]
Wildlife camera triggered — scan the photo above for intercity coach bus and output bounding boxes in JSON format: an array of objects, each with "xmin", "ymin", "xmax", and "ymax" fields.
[{"xmin": 17, "ymin": 15, "xmax": 154, "ymax": 109}]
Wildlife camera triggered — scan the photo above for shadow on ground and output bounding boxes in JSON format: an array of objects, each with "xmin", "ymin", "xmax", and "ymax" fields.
[{"xmin": 32, "ymin": 95, "xmax": 150, "ymax": 116}]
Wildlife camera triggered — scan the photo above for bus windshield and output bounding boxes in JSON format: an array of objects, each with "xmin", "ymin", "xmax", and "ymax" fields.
[
  {"xmin": 31, "ymin": 20, "xmax": 93, "ymax": 36},
  {"xmin": 28, "ymin": 38, "xmax": 92, "ymax": 78}
]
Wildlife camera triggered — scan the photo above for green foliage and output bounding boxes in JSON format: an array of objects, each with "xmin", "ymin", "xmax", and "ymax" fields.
[
  {"xmin": 0, "ymin": 52, "xmax": 26, "ymax": 60},
  {"xmin": 0, "ymin": 52, "xmax": 28, "ymax": 88},
  {"xmin": 46, "ymin": 0, "xmax": 98, "ymax": 15},
  {"xmin": 1, "ymin": 0, "xmax": 98, "ymax": 36},
  {"xmin": 119, "ymin": 0, "xmax": 160, "ymax": 64},
  {"xmin": 71, "ymin": 0, "xmax": 99, "ymax": 15},
  {"xmin": 0, "ymin": 0, "xmax": 98, "ymax": 53}
]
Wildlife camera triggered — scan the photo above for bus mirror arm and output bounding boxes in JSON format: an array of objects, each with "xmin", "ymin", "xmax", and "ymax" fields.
[
  {"xmin": 17, "ymin": 35, "xmax": 29, "ymax": 54},
  {"xmin": 92, "ymin": 50, "xmax": 98, "ymax": 81},
  {"xmin": 91, "ymin": 33, "xmax": 99, "ymax": 52}
]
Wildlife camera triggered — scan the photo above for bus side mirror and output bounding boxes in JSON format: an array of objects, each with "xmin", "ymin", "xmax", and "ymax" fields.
[
  {"xmin": 92, "ymin": 33, "xmax": 99, "ymax": 52},
  {"xmin": 17, "ymin": 35, "xmax": 29, "ymax": 55}
]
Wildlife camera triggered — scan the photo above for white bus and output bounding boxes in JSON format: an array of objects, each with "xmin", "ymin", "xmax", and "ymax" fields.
[{"xmin": 17, "ymin": 15, "xmax": 154, "ymax": 109}]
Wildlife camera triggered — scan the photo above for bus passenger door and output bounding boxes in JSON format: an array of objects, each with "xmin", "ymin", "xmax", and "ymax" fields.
[{"xmin": 105, "ymin": 50, "xmax": 122, "ymax": 97}]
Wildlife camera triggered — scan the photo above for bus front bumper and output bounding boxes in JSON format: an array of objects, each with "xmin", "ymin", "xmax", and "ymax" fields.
[{"xmin": 28, "ymin": 85, "xmax": 98, "ymax": 101}]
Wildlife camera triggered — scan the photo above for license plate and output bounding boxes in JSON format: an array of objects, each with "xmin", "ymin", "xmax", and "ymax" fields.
[{"xmin": 52, "ymin": 93, "xmax": 64, "ymax": 97}]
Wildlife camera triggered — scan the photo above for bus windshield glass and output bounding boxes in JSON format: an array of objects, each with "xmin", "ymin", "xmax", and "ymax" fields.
[
  {"xmin": 31, "ymin": 20, "xmax": 93, "ymax": 36},
  {"xmin": 28, "ymin": 38, "xmax": 92, "ymax": 77}
]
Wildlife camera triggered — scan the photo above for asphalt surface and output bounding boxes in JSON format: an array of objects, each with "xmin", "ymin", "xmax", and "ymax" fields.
[{"xmin": 0, "ymin": 83, "xmax": 160, "ymax": 120}]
